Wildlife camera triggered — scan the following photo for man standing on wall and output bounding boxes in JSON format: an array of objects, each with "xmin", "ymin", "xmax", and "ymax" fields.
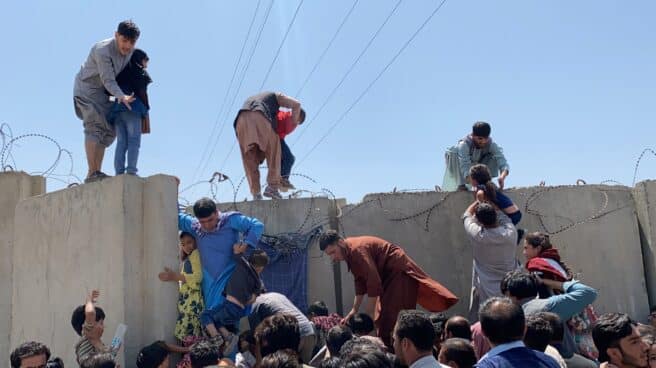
[
  {"xmin": 74, "ymin": 20, "xmax": 139, "ymax": 183},
  {"xmin": 319, "ymin": 230, "xmax": 459, "ymax": 349},
  {"xmin": 443, "ymin": 121, "xmax": 510, "ymax": 191},
  {"xmin": 233, "ymin": 91, "xmax": 305, "ymax": 200}
]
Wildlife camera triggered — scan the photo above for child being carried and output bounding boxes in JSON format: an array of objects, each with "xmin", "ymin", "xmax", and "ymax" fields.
[{"xmin": 201, "ymin": 245, "xmax": 269, "ymax": 354}]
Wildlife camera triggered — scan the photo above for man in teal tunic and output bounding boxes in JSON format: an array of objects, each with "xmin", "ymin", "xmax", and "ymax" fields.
[{"xmin": 443, "ymin": 121, "xmax": 510, "ymax": 191}]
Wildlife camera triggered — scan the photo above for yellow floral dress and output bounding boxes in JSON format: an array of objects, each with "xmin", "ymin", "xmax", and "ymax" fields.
[{"xmin": 175, "ymin": 249, "xmax": 204, "ymax": 341}]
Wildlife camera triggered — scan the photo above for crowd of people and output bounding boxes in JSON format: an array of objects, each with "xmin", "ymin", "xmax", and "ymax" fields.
[{"xmin": 10, "ymin": 18, "xmax": 655, "ymax": 368}]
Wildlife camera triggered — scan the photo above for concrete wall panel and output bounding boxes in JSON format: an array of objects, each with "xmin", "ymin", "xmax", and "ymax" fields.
[
  {"xmin": 338, "ymin": 185, "xmax": 649, "ymax": 320},
  {"xmin": 634, "ymin": 180, "xmax": 656, "ymax": 309},
  {"xmin": 0, "ymin": 172, "xmax": 45, "ymax": 365},
  {"xmin": 11, "ymin": 175, "xmax": 178, "ymax": 368}
]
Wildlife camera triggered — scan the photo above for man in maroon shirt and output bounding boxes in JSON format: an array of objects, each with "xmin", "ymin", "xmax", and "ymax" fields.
[{"xmin": 319, "ymin": 230, "xmax": 459, "ymax": 349}]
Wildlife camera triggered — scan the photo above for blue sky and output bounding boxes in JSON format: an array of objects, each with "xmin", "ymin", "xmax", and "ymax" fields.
[{"xmin": 0, "ymin": 1, "xmax": 654, "ymax": 203}]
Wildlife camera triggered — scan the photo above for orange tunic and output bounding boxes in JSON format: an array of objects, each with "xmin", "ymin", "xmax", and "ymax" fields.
[{"xmin": 343, "ymin": 236, "xmax": 459, "ymax": 347}]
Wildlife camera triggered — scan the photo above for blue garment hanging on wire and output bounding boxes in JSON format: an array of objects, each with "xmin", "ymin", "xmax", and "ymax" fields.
[{"xmin": 256, "ymin": 226, "xmax": 322, "ymax": 313}]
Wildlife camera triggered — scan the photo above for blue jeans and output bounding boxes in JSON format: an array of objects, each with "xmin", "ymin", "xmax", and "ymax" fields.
[
  {"xmin": 200, "ymin": 300, "xmax": 244, "ymax": 331},
  {"xmin": 280, "ymin": 139, "xmax": 295, "ymax": 178},
  {"xmin": 113, "ymin": 111, "xmax": 142, "ymax": 175}
]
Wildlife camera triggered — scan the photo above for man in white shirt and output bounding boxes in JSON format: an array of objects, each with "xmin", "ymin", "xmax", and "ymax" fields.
[{"xmin": 392, "ymin": 310, "xmax": 450, "ymax": 368}]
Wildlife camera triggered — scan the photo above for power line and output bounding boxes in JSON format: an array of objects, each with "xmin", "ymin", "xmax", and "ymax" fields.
[
  {"xmin": 294, "ymin": 0, "xmax": 360, "ymax": 99},
  {"xmin": 191, "ymin": 0, "xmax": 264, "ymax": 184},
  {"xmin": 289, "ymin": 0, "xmax": 403, "ymax": 147},
  {"xmin": 211, "ymin": 0, "xmax": 276, "ymax": 174},
  {"xmin": 259, "ymin": 0, "xmax": 305, "ymax": 90},
  {"xmin": 295, "ymin": 0, "xmax": 449, "ymax": 168}
]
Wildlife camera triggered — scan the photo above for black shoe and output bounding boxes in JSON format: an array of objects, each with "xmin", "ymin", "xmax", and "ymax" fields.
[{"xmin": 84, "ymin": 171, "xmax": 110, "ymax": 183}]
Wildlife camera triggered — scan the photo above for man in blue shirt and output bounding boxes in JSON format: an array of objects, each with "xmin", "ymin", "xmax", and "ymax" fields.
[
  {"xmin": 476, "ymin": 297, "xmax": 560, "ymax": 368},
  {"xmin": 500, "ymin": 270, "xmax": 598, "ymax": 368},
  {"xmin": 178, "ymin": 197, "xmax": 264, "ymax": 316}
]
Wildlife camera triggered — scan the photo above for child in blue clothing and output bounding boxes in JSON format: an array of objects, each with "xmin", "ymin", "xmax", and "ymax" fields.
[
  {"xmin": 107, "ymin": 48, "xmax": 152, "ymax": 176},
  {"xmin": 469, "ymin": 164, "xmax": 524, "ymax": 243}
]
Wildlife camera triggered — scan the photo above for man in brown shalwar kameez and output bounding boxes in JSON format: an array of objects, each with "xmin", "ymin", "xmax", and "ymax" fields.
[
  {"xmin": 319, "ymin": 230, "xmax": 459, "ymax": 349},
  {"xmin": 233, "ymin": 91, "xmax": 304, "ymax": 200}
]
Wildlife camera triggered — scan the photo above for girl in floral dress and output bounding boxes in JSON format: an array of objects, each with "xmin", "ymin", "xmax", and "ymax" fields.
[{"xmin": 159, "ymin": 232, "xmax": 205, "ymax": 367}]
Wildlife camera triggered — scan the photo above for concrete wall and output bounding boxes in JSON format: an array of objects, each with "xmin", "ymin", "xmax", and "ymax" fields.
[
  {"xmin": 219, "ymin": 184, "xmax": 652, "ymax": 322},
  {"xmin": 10, "ymin": 175, "xmax": 178, "ymax": 368},
  {"xmin": 4, "ymin": 174, "xmax": 655, "ymax": 365},
  {"xmin": 635, "ymin": 180, "xmax": 656, "ymax": 309},
  {"xmin": 0, "ymin": 172, "xmax": 45, "ymax": 365},
  {"xmin": 338, "ymin": 185, "xmax": 649, "ymax": 320}
]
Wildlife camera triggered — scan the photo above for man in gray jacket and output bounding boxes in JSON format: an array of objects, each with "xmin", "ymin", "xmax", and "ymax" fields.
[
  {"xmin": 463, "ymin": 200, "xmax": 519, "ymax": 321},
  {"xmin": 74, "ymin": 20, "xmax": 139, "ymax": 183}
]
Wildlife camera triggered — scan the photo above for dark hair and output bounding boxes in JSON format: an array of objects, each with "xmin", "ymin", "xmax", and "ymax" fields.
[
  {"xmin": 179, "ymin": 231, "xmax": 196, "ymax": 261},
  {"xmin": 136, "ymin": 341, "xmax": 169, "ymax": 368},
  {"xmin": 470, "ymin": 164, "xmax": 497, "ymax": 202},
  {"xmin": 593, "ymin": 313, "xmax": 638, "ymax": 363},
  {"xmin": 479, "ymin": 297, "xmax": 525, "ymax": 345},
  {"xmin": 341, "ymin": 349, "xmax": 393, "ymax": 368},
  {"xmin": 651, "ymin": 305, "xmax": 656, "ymax": 313},
  {"xmin": 500, "ymin": 269, "xmax": 538, "ymax": 299},
  {"xmin": 240, "ymin": 329, "xmax": 256, "ymax": 346},
  {"xmin": 255, "ymin": 314, "xmax": 301, "ymax": 358},
  {"xmin": 11, "ymin": 341, "xmax": 51, "ymax": 368},
  {"xmin": 525, "ymin": 232, "xmax": 574, "ymax": 279},
  {"xmin": 429, "ymin": 312, "xmax": 448, "ymax": 340},
  {"xmin": 190, "ymin": 340, "xmax": 220, "ymax": 368},
  {"xmin": 307, "ymin": 300, "xmax": 329, "ymax": 317},
  {"xmin": 440, "ymin": 338, "xmax": 477, "ymax": 368},
  {"xmin": 117, "ymin": 20, "xmax": 140, "ymax": 41},
  {"xmin": 474, "ymin": 202, "xmax": 497, "ymax": 227},
  {"xmin": 318, "ymin": 357, "xmax": 342, "ymax": 368},
  {"xmin": 248, "ymin": 249, "xmax": 270, "ymax": 268},
  {"xmin": 339, "ymin": 337, "xmax": 384, "ymax": 357},
  {"xmin": 319, "ymin": 230, "xmax": 341, "ymax": 251},
  {"xmin": 348, "ymin": 313, "xmax": 375, "ymax": 336},
  {"xmin": 326, "ymin": 325, "xmax": 354, "ymax": 357},
  {"xmin": 193, "ymin": 197, "xmax": 217, "ymax": 219},
  {"xmin": 46, "ymin": 357, "xmax": 64, "ymax": 368},
  {"xmin": 536, "ymin": 312, "xmax": 564, "ymax": 342},
  {"xmin": 445, "ymin": 316, "xmax": 472, "ymax": 340},
  {"xmin": 394, "ymin": 310, "xmax": 436, "ymax": 352},
  {"xmin": 80, "ymin": 353, "xmax": 116, "ymax": 368},
  {"xmin": 71, "ymin": 305, "xmax": 106, "ymax": 336},
  {"xmin": 261, "ymin": 349, "xmax": 301, "ymax": 368},
  {"xmin": 524, "ymin": 315, "xmax": 553, "ymax": 352},
  {"xmin": 131, "ymin": 48, "xmax": 149, "ymax": 66},
  {"xmin": 472, "ymin": 121, "xmax": 491, "ymax": 138},
  {"xmin": 299, "ymin": 109, "xmax": 306, "ymax": 124}
]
